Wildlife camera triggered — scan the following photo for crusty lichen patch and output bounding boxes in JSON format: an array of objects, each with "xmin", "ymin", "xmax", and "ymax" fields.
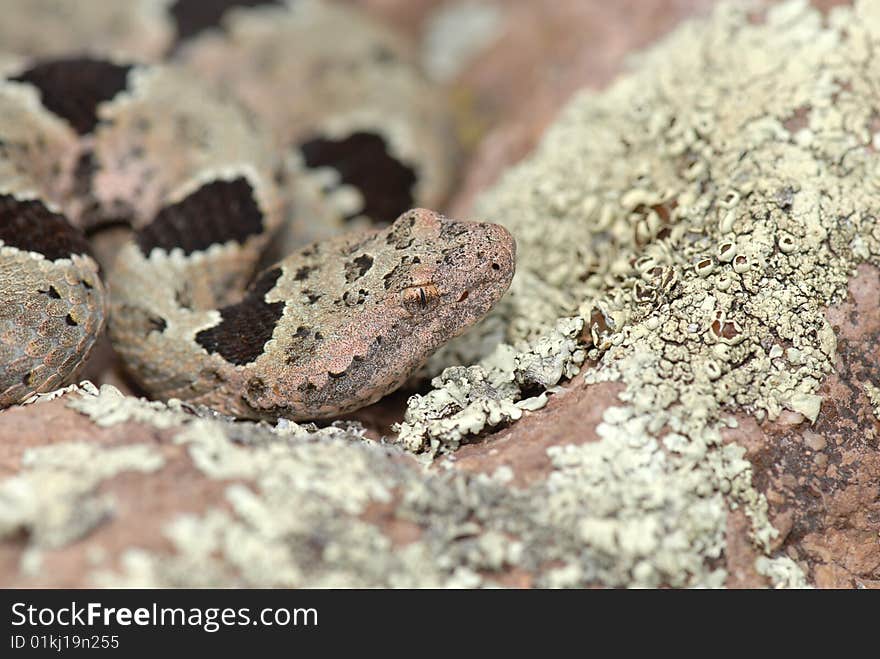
[
  {"xmin": 5, "ymin": 382, "xmax": 741, "ymax": 587},
  {"xmin": 408, "ymin": 0, "xmax": 880, "ymax": 452},
  {"xmin": 68, "ymin": 384, "xmax": 192, "ymax": 429},
  {"xmin": 396, "ymin": 0, "xmax": 880, "ymax": 584},
  {"xmin": 85, "ymin": 393, "xmax": 740, "ymax": 587},
  {"xmin": 755, "ymin": 555, "xmax": 812, "ymax": 589},
  {"xmin": 0, "ymin": 439, "xmax": 164, "ymax": 549},
  {"xmin": 398, "ymin": 316, "xmax": 585, "ymax": 453},
  {"xmin": 421, "ymin": 0, "xmax": 880, "ymax": 446},
  {"xmin": 864, "ymin": 381, "xmax": 880, "ymax": 421}
]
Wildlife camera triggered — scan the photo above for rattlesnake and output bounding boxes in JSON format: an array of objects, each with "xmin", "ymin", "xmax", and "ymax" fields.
[{"xmin": 0, "ymin": 2, "xmax": 516, "ymax": 419}]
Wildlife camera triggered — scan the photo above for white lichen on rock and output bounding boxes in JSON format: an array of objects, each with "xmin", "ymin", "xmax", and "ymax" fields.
[
  {"xmin": 543, "ymin": 408, "xmax": 727, "ymax": 588},
  {"xmin": 35, "ymin": 385, "xmax": 733, "ymax": 587},
  {"xmin": 68, "ymin": 384, "xmax": 194, "ymax": 429},
  {"xmin": 864, "ymin": 381, "xmax": 880, "ymax": 421},
  {"xmin": 397, "ymin": 316, "xmax": 584, "ymax": 453},
  {"xmin": 0, "ymin": 441, "xmax": 164, "ymax": 548},
  {"xmin": 392, "ymin": 0, "xmax": 880, "ymax": 583},
  {"xmin": 21, "ymin": 380, "xmax": 99, "ymax": 406},
  {"xmin": 404, "ymin": 0, "xmax": 880, "ymax": 450},
  {"xmin": 90, "ymin": 406, "xmax": 741, "ymax": 587},
  {"xmin": 453, "ymin": 0, "xmax": 880, "ymax": 434},
  {"xmin": 755, "ymin": 555, "xmax": 811, "ymax": 589}
]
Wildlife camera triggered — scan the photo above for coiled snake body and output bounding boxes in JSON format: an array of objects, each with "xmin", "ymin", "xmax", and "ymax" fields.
[{"xmin": 0, "ymin": 51, "xmax": 515, "ymax": 419}]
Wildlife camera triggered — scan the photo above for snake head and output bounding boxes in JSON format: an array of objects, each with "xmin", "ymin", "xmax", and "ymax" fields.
[
  {"xmin": 170, "ymin": 207, "xmax": 517, "ymax": 420},
  {"xmin": 381, "ymin": 208, "xmax": 516, "ymax": 348},
  {"xmin": 258, "ymin": 207, "xmax": 517, "ymax": 419}
]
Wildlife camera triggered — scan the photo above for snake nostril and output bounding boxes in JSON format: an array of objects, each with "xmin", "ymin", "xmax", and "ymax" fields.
[
  {"xmin": 457, "ymin": 291, "xmax": 469, "ymax": 303},
  {"xmin": 491, "ymin": 263, "xmax": 500, "ymax": 271}
]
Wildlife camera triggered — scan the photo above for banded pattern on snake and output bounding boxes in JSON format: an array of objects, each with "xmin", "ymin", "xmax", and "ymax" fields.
[{"xmin": 0, "ymin": 1, "xmax": 516, "ymax": 420}]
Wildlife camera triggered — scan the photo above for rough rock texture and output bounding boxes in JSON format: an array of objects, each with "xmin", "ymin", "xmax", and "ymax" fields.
[
  {"xmin": 1, "ymin": 0, "xmax": 879, "ymax": 588},
  {"xmin": 732, "ymin": 265, "xmax": 880, "ymax": 588},
  {"xmin": 0, "ymin": 382, "xmax": 740, "ymax": 587}
]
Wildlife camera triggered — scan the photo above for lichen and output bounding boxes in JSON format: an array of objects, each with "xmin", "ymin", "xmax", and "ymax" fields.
[
  {"xmin": 460, "ymin": 0, "xmax": 878, "ymax": 431},
  {"xmin": 21, "ymin": 380, "xmax": 99, "ymax": 405},
  {"xmin": 90, "ymin": 404, "xmax": 736, "ymax": 587},
  {"xmin": 415, "ymin": 0, "xmax": 880, "ymax": 438},
  {"xmin": 541, "ymin": 407, "xmax": 729, "ymax": 587},
  {"xmin": 755, "ymin": 555, "xmax": 811, "ymax": 589},
  {"xmin": 864, "ymin": 381, "xmax": 880, "ymax": 421},
  {"xmin": 68, "ymin": 383, "xmax": 192, "ymax": 429},
  {"xmin": 395, "ymin": 0, "xmax": 880, "ymax": 582},
  {"xmin": 0, "ymin": 440, "xmax": 164, "ymax": 548},
  {"xmin": 396, "ymin": 316, "xmax": 584, "ymax": 453}
]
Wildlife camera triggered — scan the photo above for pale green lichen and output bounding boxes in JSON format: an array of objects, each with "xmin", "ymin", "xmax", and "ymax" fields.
[
  {"xmin": 173, "ymin": 420, "xmax": 393, "ymax": 512},
  {"xmin": 90, "ymin": 405, "xmax": 737, "ymax": 587},
  {"xmin": 48, "ymin": 387, "xmax": 733, "ymax": 587},
  {"xmin": 864, "ymin": 381, "xmax": 880, "ymax": 421},
  {"xmin": 68, "ymin": 383, "xmax": 192, "ymax": 429},
  {"xmin": 405, "ymin": 0, "xmax": 880, "ymax": 450},
  {"xmin": 0, "ymin": 441, "xmax": 164, "ymax": 548},
  {"xmin": 756, "ymin": 555, "xmax": 811, "ymax": 589},
  {"xmin": 88, "ymin": 423, "xmax": 515, "ymax": 587},
  {"xmin": 543, "ymin": 407, "xmax": 728, "ymax": 588},
  {"xmin": 471, "ymin": 0, "xmax": 875, "ymax": 428},
  {"xmin": 393, "ymin": 0, "xmax": 880, "ymax": 584},
  {"xmin": 398, "ymin": 316, "xmax": 584, "ymax": 453}
]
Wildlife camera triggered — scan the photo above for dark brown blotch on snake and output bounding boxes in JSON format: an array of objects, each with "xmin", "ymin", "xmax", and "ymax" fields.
[
  {"xmin": 136, "ymin": 177, "xmax": 266, "ymax": 257},
  {"xmin": 299, "ymin": 131, "xmax": 417, "ymax": 224},
  {"xmin": 10, "ymin": 58, "xmax": 132, "ymax": 135},
  {"xmin": 1, "ymin": 51, "xmax": 512, "ymax": 420},
  {"xmin": 0, "ymin": 195, "xmax": 93, "ymax": 261},
  {"xmin": 194, "ymin": 267, "xmax": 286, "ymax": 366}
]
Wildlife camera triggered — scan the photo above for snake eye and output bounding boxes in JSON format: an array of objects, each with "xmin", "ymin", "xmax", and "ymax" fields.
[{"xmin": 401, "ymin": 284, "xmax": 439, "ymax": 313}]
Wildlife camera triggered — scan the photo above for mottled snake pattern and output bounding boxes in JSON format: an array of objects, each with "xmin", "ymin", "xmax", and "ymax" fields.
[{"xmin": 0, "ymin": 1, "xmax": 515, "ymax": 419}]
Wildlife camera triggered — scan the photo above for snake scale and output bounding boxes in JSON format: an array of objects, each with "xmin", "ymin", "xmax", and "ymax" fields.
[{"xmin": 0, "ymin": 1, "xmax": 516, "ymax": 420}]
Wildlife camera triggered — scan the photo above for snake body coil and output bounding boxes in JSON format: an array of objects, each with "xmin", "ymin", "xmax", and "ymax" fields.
[{"xmin": 0, "ymin": 53, "xmax": 515, "ymax": 418}]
